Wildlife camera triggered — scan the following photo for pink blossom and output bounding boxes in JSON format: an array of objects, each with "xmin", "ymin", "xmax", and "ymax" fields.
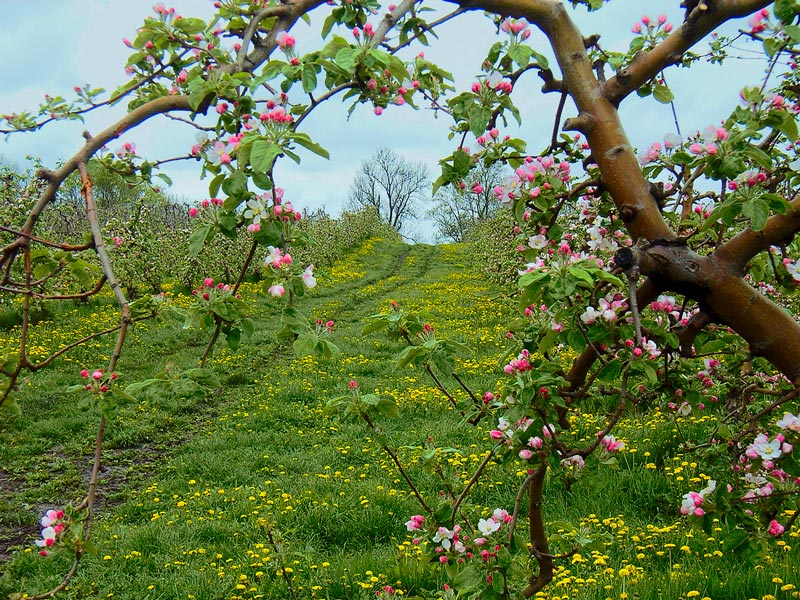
[
  {"xmin": 405, "ymin": 515, "xmax": 425, "ymax": 531},
  {"xmin": 600, "ymin": 434, "xmax": 625, "ymax": 453},
  {"xmin": 277, "ymin": 32, "xmax": 296, "ymax": 50},
  {"xmin": 561, "ymin": 455, "xmax": 585, "ymax": 469},
  {"xmin": 528, "ymin": 436, "xmax": 543, "ymax": 449},
  {"xmin": 768, "ymin": 519, "xmax": 785, "ymax": 536},
  {"xmin": 302, "ymin": 265, "xmax": 317, "ymax": 289},
  {"xmin": 268, "ymin": 284, "xmax": 285, "ymax": 297}
]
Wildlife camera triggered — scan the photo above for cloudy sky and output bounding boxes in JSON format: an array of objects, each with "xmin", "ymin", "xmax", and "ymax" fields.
[{"xmin": 0, "ymin": 1, "xmax": 770, "ymax": 240}]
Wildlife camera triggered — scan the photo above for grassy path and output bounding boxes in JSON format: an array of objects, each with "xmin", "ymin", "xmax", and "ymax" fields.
[{"xmin": 1, "ymin": 240, "xmax": 511, "ymax": 599}]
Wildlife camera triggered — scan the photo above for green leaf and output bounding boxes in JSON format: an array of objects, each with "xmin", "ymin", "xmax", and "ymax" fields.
[
  {"xmin": 221, "ymin": 170, "xmax": 248, "ymax": 197},
  {"xmin": 241, "ymin": 318, "xmax": 255, "ymax": 339},
  {"xmin": 719, "ymin": 154, "xmax": 746, "ymax": 179},
  {"xmin": 252, "ymin": 171, "xmax": 273, "ymax": 190},
  {"xmin": 187, "ymin": 77, "xmax": 213, "ymax": 112},
  {"xmin": 321, "ymin": 14, "xmax": 336, "ymax": 39},
  {"xmin": 293, "ymin": 333, "xmax": 318, "ymax": 357},
  {"xmin": 643, "ymin": 363, "xmax": 658, "ymax": 384},
  {"xmin": 188, "ymin": 224, "xmax": 213, "ymax": 256},
  {"xmin": 518, "ymin": 270, "xmax": 550, "ymax": 289},
  {"xmin": 453, "ymin": 565, "xmax": 483, "ymax": 589},
  {"xmin": 376, "ymin": 397, "xmax": 399, "ymax": 418},
  {"xmin": 492, "ymin": 572, "xmax": 505, "ymax": 594},
  {"xmin": 567, "ymin": 329, "xmax": 586, "ymax": 352},
  {"xmin": 507, "ymin": 44, "xmax": 532, "ymax": 68},
  {"xmin": 467, "ymin": 106, "xmax": 491, "ymax": 137},
  {"xmin": 291, "ymin": 133, "xmax": 330, "ymax": 159},
  {"xmin": 671, "ymin": 151, "xmax": 693, "ymax": 166},
  {"xmin": 302, "ymin": 64, "xmax": 318, "ymax": 93},
  {"xmin": 742, "ymin": 145, "xmax": 773, "ymax": 170},
  {"xmin": 361, "ymin": 319, "xmax": 390, "ymax": 335},
  {"xmin": 763, "ymin": 193, "xmax": 791, "ymax": 214},
  {"xmin": 335, "ymin": 46, "xmax": 359, "ymax": 72},
  {"xmin": 208, "ymin": 173, "xmax": 225, "ymax": 198},
  {"xmin": 174, "ymin": 17, "xmax": 207, "ymax": 35},
  {"xmin": 774, "ymin": 0, "xmax": 800, "ymax": 24},
  {"xmin": 652, "ymin": 84, "xmax": 674, "ymax": 104},
  {"xmin": 111, "ymin": 388, "xmax": 138, "ymax": 404},
  {"xmin": 568, "ymin": 266, "xmax": 595, "ymax": 288},
  {"xmin": 765, "ymin": 36, "xmax": 784, "ymax": 58},
  {"xmin": 785, "ymin": 24, "xmax": 800, "ymax": 43},
  {"xmin": 0, "ymin": 394, "xmax": 21, "ymax": 417},
  {"xmin": 742, "ymin": 197, "xmax": 770, "ymax": 230},
  {"xmin": 250, "ymin": 139, "xmax": 282, "ymax": 173},
  {"xmin": 67, "ymin": 260, "xmax": 94, "ymax": 287},
  {"xmin": 722, "ymin": 528, "xmax": 751, "ymax": 553},
  {"xmin": 395, "ymin": 346, "xmax": 427, "ymax": 369},
  {"xmin": 596, "ymin": 359, "xmax": 622, "ymax": 382},
  {"xmin": 766, "ymin": 108, "xmax": 798, "ymax": 141},
  {"xmin": 226, "ymin": 327, "xmax": 241, "ymax": 351}
]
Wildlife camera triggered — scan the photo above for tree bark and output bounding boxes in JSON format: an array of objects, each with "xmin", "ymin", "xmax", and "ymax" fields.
[{"xmin": 453, "ymin": 0, "xmax": 800, "ymax": 382}]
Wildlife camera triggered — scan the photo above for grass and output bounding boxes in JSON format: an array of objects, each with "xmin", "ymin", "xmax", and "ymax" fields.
[{"xmin": 0, "ymin": 238, "xmax": 798, "ymax": 600}]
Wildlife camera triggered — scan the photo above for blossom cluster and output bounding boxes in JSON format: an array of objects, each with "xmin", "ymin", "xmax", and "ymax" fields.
[
  {"xmin": 495, "ymin": 155, "xmax": 571, "ymax": 207},
  {"xmin": 680, "ymin": 480, "xmax": 716, "ymax": 517},
  {"xmin": 406, "ymin": 508, "xmax": 513, "ymax": 567},
  {"xmin": 188, "ymin": 197, "xmax": 224, "ymax": 218},
  {"xmin": 80, "ymin": 367, "xmax": 117, "ymax": 394},
  {"xmin": 35, "ymin": 509, "xmax": 65, "ymax": 556},
  {"xmin": 502, "ymin": 349, "xmax": 532, "ymax": 375},
  {"xmin": 681, "ymin": 412, "xmax": 800, "ymax": 535},
  {"xmin": 748, "ymin": 8, "xmax": 770, "ymax": 34},
  {"xmin": 191, "ymin": 277, "xmax": 236, "ymax": 301},
  {"xmin": 631, "ymin": 14, "xmax": 672, "ymax": 35},
  {"xmin": 499, "ymin": 18, "xmax": 531, "ymax": 40},
  {"xmin": 263, "ymin": 246, "xmax": 316, "ymax": 297}
]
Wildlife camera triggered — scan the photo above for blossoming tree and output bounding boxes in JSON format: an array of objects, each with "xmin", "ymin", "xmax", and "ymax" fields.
[{"xmin": 2, "ymin": 0, "xmax": 800, "ymax": 597}]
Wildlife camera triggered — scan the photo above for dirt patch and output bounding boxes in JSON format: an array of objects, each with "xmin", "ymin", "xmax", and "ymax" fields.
[{"xmin": 0, "ymin": 468, "xmax": 37, "ymax": 562}]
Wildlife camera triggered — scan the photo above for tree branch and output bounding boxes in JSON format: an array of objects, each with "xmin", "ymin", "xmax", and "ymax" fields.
[
  {"xmin": 619, "ymin": 244, "xmax": 800, "ymax": 383},
  {"xmin": 602, "ymin": 0, "xmax": 772, "ymax": 105},
  {"xmin": 452, "ymin": 0, "xmax": 674, "ymax": 242},
  {"xmin": 716, "ymin": 195, "xmax": 800, "ymax": 272}
]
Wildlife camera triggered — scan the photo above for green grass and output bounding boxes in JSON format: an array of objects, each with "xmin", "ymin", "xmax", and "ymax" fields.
[{"xmin": 0, "ymin": 239, "xmax": 798, "ymax": 600}]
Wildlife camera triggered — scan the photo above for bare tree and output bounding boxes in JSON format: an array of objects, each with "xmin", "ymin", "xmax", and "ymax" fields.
[
  {"xmin": 348, "ymin": 147, "xmax": 430, "ymax": 233},
  {"xmin": 430, "ymin": 162, "xmax": 506, "ymax": 242}
]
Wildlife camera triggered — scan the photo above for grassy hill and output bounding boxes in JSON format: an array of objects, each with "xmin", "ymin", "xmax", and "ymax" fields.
[{"xmin": 1, "ymin": 239, "xmax": 798, "ymax": 600}]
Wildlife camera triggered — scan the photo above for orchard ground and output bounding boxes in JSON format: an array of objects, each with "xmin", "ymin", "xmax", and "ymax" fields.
[{"xmin": 1, "ymin": 238, "xmax": 798, "ymax": 600}]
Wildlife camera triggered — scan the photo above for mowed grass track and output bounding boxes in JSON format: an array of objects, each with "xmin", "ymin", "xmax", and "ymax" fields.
[{"xmin": 1, "ymin": 239, "xmax": 799, "ymax": 600}]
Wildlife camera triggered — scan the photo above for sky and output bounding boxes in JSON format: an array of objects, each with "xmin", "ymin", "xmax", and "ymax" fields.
[{"xmin": 0, "ymin": 1, "xmax": 772, "ymax": 241}]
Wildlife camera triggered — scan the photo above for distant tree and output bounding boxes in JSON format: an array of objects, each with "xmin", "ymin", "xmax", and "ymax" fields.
[
  {"xmin": 347, "ymin": 147, "xmax": 430, "ymax": 233},
  {"xmin": 430, "ymin": 162, "xmax": 506, "ymax": 242}
]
